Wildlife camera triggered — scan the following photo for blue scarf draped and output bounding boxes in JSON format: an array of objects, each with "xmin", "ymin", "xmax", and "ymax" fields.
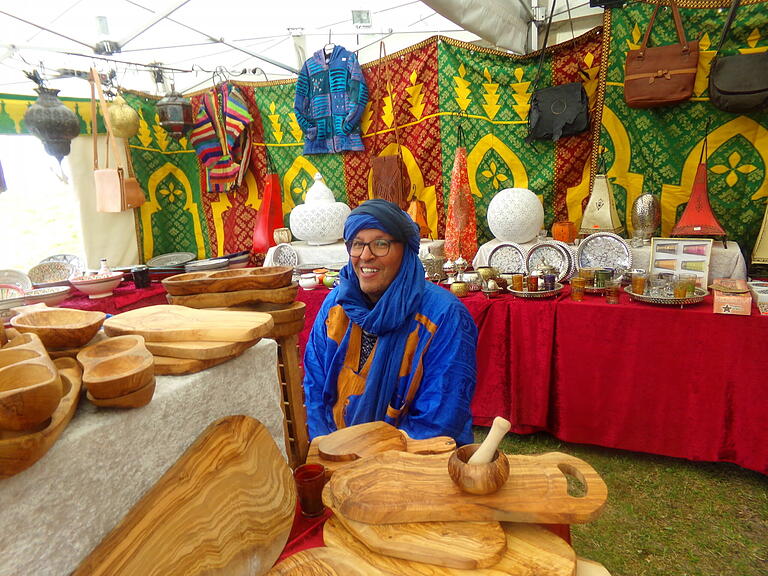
[{"xmin": 331, "ymin": 200, "xmax": 425, "ymax": 425}]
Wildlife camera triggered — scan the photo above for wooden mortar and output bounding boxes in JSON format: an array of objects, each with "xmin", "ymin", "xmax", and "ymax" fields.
[{"xmin": 448, "ymin": 416, "xmax": 512, "ymax": 495}]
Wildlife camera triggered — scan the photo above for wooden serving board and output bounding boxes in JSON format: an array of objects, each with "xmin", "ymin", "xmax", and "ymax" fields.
[
  {"xmin": 162, "ymin": 266, "xmax": 293, "ymax": 296},
  {"xmin": 330, "ymin": 500, "xmax": 506, "ymax": 569},
  {"xmin": 0, "ymin": 357, "xmax": 82, "ymax": 479},
  {"xmin": 144, "ymin": 338, "xmax": 259, "ymax": 360},
  {"xmin": 306, "ymin": 422, "xmax": 456, "ymax": 477},
  {"xmin": 166, "ymin": 284, "xmax": 298, "ymax": 309},
  {"xmin": 327, "ymin": 451, "xmax": 607, "ymax": 525},
  {"xmin": 73, "ymin": 416, "xmax": 296, "ymax": 576},
  {"xmin": 153, "ymin": 354, "xmax": 239, "ymax": 376},
  {"xmin": 103, "ymin": 305, "xmax": 274, "ymax": 343},
  {"xmin": 324, "ymin": 517, "xmax": 576, "ymax": 576},
  {"xmin": 266, "ymin": 546, "xmax": 386, "ymax": 575},
  {"xmin": 223, "ymin": 301, "xmax": 306, "ymax": 324}
]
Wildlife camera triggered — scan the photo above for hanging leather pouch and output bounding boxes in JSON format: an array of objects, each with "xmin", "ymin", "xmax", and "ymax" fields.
[
  {"xmin": 624, "ymin": 0, "xmax": 699, "ymax": 109},
  {"xmin": 708, "ymin": 0, "xmax": 768, "ymax": 113}
]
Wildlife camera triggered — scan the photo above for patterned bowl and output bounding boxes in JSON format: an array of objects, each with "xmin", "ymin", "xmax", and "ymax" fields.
[
  {"xmin": 28, "ymin": 262, "xmax": 73, "ymax": 286},
  {"xmin": 70, "ymin": 272, "xmax": 124, "ymax": 299},
  {"xmin": 23, "ymin": 286, "xmax": 72, "ymax": 307}
]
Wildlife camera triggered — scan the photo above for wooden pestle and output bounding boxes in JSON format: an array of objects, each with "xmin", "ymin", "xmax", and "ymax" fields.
[{"xmin": 468, "ymin": 416, "xmax": 511, "ymax": 464}]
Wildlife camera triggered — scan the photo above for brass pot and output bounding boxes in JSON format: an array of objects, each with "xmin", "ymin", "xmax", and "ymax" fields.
[{"xmin": 450, "ymin": 281, "xmax": 469, "ymax": 298}]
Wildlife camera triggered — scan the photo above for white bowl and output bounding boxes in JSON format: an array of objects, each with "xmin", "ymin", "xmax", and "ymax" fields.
[
  {"xmin": 70, "ymin": 272, "xmax": 124, "ymax": 299},
  {"xmin": 23, "ymin": 286, "xmax": 72, "ymax": 307}
]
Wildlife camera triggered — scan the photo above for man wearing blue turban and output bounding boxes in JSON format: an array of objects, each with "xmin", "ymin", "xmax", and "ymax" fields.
[{"xmin": 303, "ymin": 199, "xmax": 477, "ymax": 445}]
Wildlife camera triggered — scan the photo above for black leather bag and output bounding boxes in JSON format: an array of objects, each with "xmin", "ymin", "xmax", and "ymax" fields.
[
  {"xmin": 527, "ymin": 0, "xmax": 590, "ymax": 142},
  {"xmin": 528, "ymin": 82, "xmax": 590, "ymax": 141},
  {"xmin": 708, "ymin": 0, "xmax": 768, "ymax": 113}
]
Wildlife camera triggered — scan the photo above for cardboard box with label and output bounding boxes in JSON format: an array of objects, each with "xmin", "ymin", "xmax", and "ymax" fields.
[{"xmin": 712, "ymin": 278, "xmax": 752, "ymax": 316}]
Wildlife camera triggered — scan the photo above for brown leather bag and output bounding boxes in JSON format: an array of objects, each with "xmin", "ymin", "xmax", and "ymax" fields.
[
  {"xmin": 624, "ymin": 0, "xmax": 699, "ymax": 109},
  {"xmin": 91, "ymin": 68, "xmax": 146, "ymax": 212}
]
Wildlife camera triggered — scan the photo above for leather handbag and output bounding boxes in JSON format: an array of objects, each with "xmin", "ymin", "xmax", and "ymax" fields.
[
  {"xmin": 624, "ymin": 0, "xmax": 699, "ymax": 109},
  {"xmin": 528, "ymin": 0, "xmax": 590, "ymax": 142},
  {"xmin": 708, "ymin": 0, "xmax": 768, "ymax": 113},
  {"xmin": 90, "ymin": 68, "xmax": 146, "ymax": 213},
  {"xmin": 370, "ymin": 43, "xmax": 409, "ymax": 209}
]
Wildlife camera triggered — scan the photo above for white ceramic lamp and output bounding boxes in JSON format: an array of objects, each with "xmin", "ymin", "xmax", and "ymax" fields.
[
  {"xmin": 290, "ymin": 173, "xmax": 351, "ymax": 245},
  {"xmin": 487, "ymin": 187, "xmax": 544, "ymax": 243}
]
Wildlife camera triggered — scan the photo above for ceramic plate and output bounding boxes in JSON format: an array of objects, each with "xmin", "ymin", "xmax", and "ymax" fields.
[
  {"xmin": 28, "ymin": 261, "xmax": 73, "ymax": 285},
  {"xmin": 525, "ymin": 241, "xmax": 571, "ymax": 282},
  {"xmin": 23, "ymin": 286, "xmax": 72, "ymax": 306},
  {"xmin": 576, "ymin": 232, "xmax": 632, "ymax": 271},
  {"xmin": 147, "ymin": 252, "xmax": 197, "ymax": 267},
  {"xmin": 273, "ymin": 243, "xmax": 299, "ymax": 268},
  {"xmin": 184, "ymin": 258, "xmax": 229, "ymax": 272},
  {"xmin": 488, "ymin": 243, "xmax": 527, "ymax": 274},
  {"xmin": 40, "ymin": 253, "xmax": 85, "ymax": 274},
  {"xmin": 0, "ymin": 269, "xmax": 32, "ymax": 291}
]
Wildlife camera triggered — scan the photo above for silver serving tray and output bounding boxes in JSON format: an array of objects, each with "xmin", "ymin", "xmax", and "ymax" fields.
[
  {"xmin": 624, "ymin": 286, "xmax": 708, "ymax": 306},
  {"xmin": 507, "ymin": 282, "xmax": 564, "ymax": 299},
  {"xmin": 525, "ymin": 241, "xmax": 571, "ymax": 282},
  {"xmin": 488, "ymin": 242, "xmax": 527, "ymax": 274},
  {"xmin": 577, "ymin": 232, "xmax": 632, "ymax": 271}
]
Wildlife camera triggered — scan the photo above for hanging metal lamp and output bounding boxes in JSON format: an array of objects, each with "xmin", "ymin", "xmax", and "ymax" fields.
[
  {"xmin": 23, "ymin": 86, "xmax": 81, "ymax": 163},
  {"xmin": 156, "ymin": 88, "xmax": 193, "ymax": 139},
  {"xmin": 108, "ymin": 94, "xmax": 140, "ymax": 139}
]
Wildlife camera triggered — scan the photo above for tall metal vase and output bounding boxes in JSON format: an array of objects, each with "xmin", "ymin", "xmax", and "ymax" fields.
[{"xmin": 631, "ymin": 193, "xmax": 661, "ymax": 240}]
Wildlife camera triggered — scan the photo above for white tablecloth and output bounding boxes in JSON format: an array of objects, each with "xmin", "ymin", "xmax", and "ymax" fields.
[
  {"xmin": 264, "ymin": 239, "xmax": 446, "ymax": 268},
  {"xmin": 0, "ymin": 340, "xmax": 285, "ymax": 576},
  {"xmin": 473, "ymin": 238, "xmax": 746, "ymax": 284}
]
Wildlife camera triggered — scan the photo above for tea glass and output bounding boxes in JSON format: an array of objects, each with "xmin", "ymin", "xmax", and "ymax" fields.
[
  {"xmin": 605, "ymin": 279, "xmax": 621, "ymax": 304},
  {"xmin": 631, "ymin": 271, "xmax": 647, "ymax": 295},
  {"xmin": 673, "ymin": 276, "xmax": 688, "ymax": 299},
  {"xmin": 679, "ymin": 273, "xmax": 697, "ymax": 297},
  {"xmin": 571, "ymin": 277, "xmax": 586, "ymax": 301},
  {"xmin": 510, "ymin": 273, "xmax": 524, "ymax": 291}
]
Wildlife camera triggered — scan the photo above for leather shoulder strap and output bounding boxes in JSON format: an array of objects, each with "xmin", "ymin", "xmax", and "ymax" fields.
[{"xmin": 714, "ymin": 0, "xmax": 741, "ymax": 56}]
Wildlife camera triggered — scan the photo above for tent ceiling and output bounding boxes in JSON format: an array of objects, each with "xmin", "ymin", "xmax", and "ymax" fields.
[{"xmin": 0, "ymin": 0, "xmax": 494, "ymax": 98}]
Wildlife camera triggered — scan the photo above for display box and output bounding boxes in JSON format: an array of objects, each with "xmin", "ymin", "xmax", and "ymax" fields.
[
  {"xmin": 712, "ymin": 278, "xmax": 752, "ymax": 316},
  {"xmin": 747, "ymin": 281, "xmax": 768, "ymax": 315}
]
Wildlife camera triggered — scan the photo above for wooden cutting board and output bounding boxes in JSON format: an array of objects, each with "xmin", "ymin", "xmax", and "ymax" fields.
[
  {"xmin": 307, "ymin": 423, "xmax": 456, "ymax": 477},
  {"xmin": 73, "ymin": 415, "xmax": 296, "ymax": 576},
  {"xmin": 0, "ymin": 357, "xmax": 82, "ymax": 479},
  {"xmin": 162, "ymin": 266, "xmax": 293, "ymax": 296},
  {"xmin": 103, "ymin": 305, "xmax": 274, "ymax": 343},
  {"xmin": 266, "ymin": 546, "xmax": 386, "ymax": 575},
  {"xmin": 152, "ymin": 354, "xmax": 240, "ymax": 376},
  {"xmin": 324, "ymin": 517, "xmax": 576, "ymax": 576},
  {"xmin": 327, "ymin": 451, "xmax": 607, "ymax": 525},
  {"xmin": 144, "ymin": 338, "xmax": 259, "ymax": 360},
  {"xmin": 330, "ymin": 500, "xmax": 507, "ymax": 569},
  {"xmin": 166, "ymin": 284, "xmax": 298, "ymax": 309}
]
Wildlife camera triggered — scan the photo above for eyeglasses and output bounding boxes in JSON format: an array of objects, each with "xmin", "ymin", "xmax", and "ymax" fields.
[{"xmin": 347, "ymin": 238, "xmax": 395, "ymax": 257}]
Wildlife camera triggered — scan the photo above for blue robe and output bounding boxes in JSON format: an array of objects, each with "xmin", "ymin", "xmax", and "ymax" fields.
[{"xmin": 303, "ymin": 282, "xmax": 477, "ymax": 445}]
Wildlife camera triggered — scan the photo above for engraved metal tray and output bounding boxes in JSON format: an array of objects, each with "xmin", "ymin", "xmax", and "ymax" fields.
[
  {"xmin": 508, "ymin": 282, "xmax": 564, "ymax": 299},
  {"xmin": 624, "ymin": 286, "xmax": 708, "ymax": 306},
  {"xmin": 577, "ymin": 232, "xmax": 632, "ymax": 270},
  {"xmin": 525, "ymin": 242, "xmax": 571, "ymax": 282},
  {"xmin": 488, "ymin": 242, "xmax": 527, "ymax": 274}
]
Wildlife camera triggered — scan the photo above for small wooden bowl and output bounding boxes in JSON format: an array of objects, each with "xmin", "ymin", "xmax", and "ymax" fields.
[
  {"xmin": 0, "ymin": 362, "xmax": 63, "ymax": 431},
  {"xmin": 87, "ymin": 376, "xmax": 156, "ymax": 409},
  {"xmin": 11, "ymin": 309, "xmax": 106, "ymax": 349},
  {"xmin": 76, "ymin": 334, "xmax": 145, "ymax": 364},
  {"xmin": 447, "ymin": 444, "xmax": 510, "ymax": 495},
  {"xmin": 82, "ymin": 353, "xmax": 154, "ymax": 399},
  {"xmin": 0, "ymin": 347, "xmax": 40, "ymax": 369}
]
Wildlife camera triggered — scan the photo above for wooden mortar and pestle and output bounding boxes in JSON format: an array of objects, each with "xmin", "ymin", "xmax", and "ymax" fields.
[{"xmin": 448, "ymin": 416, "xmax": 511, "ymax": 495}]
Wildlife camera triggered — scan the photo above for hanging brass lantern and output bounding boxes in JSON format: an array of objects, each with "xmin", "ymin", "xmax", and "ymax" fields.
[
  {"xmin": 108, "ymin": 95, "xmax": 140, "ymax": 139},
  {"xmin": 23, "ymin": 87, "xmax": 81, "ymax": 163},
  {"xmin": 156, "ymin": 89, "xmax": 193, "ymax": 139}
]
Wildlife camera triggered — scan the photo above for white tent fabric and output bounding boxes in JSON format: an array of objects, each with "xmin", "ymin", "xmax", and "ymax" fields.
[{"xmin": 420, "ymin": 0, "xmax": 531, "ymax": 54}]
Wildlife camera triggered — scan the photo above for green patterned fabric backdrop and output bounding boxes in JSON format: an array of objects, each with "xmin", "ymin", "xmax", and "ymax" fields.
[{"xmin": 600, "ymin": 0, "xmax": 768, "ymax": 258}]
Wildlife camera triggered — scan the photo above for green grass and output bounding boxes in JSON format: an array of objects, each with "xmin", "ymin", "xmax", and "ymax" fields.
[{"xmin": 474, "ymin": 428, "xmax": 768, "ymax": 576}]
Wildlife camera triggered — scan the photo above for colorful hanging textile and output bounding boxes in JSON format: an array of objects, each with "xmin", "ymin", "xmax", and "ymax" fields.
[
  {"xmin": 189, "ymin": 83, "xmax": 253, "ymax": 193},
  {"xmin": 444, "ymin": 126, "xmax": 478, "ymax": 261}
]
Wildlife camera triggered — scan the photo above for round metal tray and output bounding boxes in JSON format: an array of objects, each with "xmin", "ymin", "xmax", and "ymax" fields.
[
  {"xmin": 624, "ymin": 286, "xmax": 708, "ymax": 306},
  {"xmin": 507, "ymin": 282, "xmax": 564, "ymax": 299}
]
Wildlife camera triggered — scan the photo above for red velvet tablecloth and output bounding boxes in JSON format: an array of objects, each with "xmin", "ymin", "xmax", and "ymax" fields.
[
  {"xmin": 552, "ymin": 290, "xmax": 768, "ymax": 474},
  {"xmin": 59, "ymin": 281, "xmax": 168, "ymax": 315}
]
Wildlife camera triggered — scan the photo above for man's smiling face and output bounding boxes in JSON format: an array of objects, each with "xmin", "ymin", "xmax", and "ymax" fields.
[{"xmin": 349, "ymin": 228, "xmax": 404, "ymax": 303}]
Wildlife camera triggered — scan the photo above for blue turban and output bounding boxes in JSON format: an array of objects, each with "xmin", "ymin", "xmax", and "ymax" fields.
[{"xmin": 343, "ymin": 199, "xmax": 420, "ymax": 254}]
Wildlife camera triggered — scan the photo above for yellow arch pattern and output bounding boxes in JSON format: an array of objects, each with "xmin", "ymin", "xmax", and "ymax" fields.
[
  {"xmin": 282, "ymin": 156, "xmax": 321, "ymax": 216},
  {"xmin": 466, "ymin": 134, "xmax": 530, "ymax": 198},
  {"xmin": 140, "ymin": 162, "xmax": 205, "ymax": 261}
]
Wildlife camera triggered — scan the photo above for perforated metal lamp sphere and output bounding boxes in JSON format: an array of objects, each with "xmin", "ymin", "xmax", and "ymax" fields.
[
  {"xmin": 23, "ymin": 87, "xmax": 81, "ymax": 163},
  {"xmin": 156, "ymin": 90, "xmax": 193, "ymax": 139}
]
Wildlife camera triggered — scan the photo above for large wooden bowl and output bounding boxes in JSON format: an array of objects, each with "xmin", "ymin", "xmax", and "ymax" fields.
[
  {"xmin": 0, "ymin": 362, "xmax": 63, "ymax": 431},
  {"xmin": 0, "ymin": 346, "xmax": 40, "ymax": 368},
  {"xmin": 162, "ymin": 266, "xmax": 294, "ymax": 295},
  {"xmin": 11, "ymin": 309, "xmax": 106, "ymax": 349}
]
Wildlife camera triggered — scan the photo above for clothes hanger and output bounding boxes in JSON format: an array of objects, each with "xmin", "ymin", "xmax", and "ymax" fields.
[{"xmin": 324, "ymin": 30, "xmax": 335, "ymax": 55}]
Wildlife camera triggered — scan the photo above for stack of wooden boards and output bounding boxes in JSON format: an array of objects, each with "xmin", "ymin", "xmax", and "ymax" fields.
[
  {"xmin": 162, "ymin": 266, "xmax": 310, "ymax": 467},
  {"xmin": 103, "ymin": 305, "xmax": 274, "ymax": 376},
  {"xmin": 0, "ymin": 332, "xmax": 83, "ymax": 478},
  {"xmin": 271, "ymin": 422, "xmax": 610, "ymax": 575}
]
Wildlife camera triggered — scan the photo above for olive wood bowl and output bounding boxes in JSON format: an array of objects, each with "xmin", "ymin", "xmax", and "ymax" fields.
[
  {"xmin": 76, "ymin": 334, "xmax": 145, "ymax": 364},
  {"xmin": 81, "ymin": 352, "xmax": 154, "ymax": 399},
  {"xmin": 87, "ymin": 376, "xmax": 156, "ymax": 409},
  {"xmin": 0, "ymin": 362, "xmax": 63, "ymax": 432},
  {"xmin": 11, "ymin": 309, "xmax": 106, "ymax": 349},
  {"xmin": 447, "ymin": 443, "xmax": 510, "ymax": 495}
]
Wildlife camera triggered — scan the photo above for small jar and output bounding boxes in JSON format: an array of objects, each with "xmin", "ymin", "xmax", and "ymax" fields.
[{"xmin": 132, "ymin": 265, "xmax": 150, "ymax": 289}]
